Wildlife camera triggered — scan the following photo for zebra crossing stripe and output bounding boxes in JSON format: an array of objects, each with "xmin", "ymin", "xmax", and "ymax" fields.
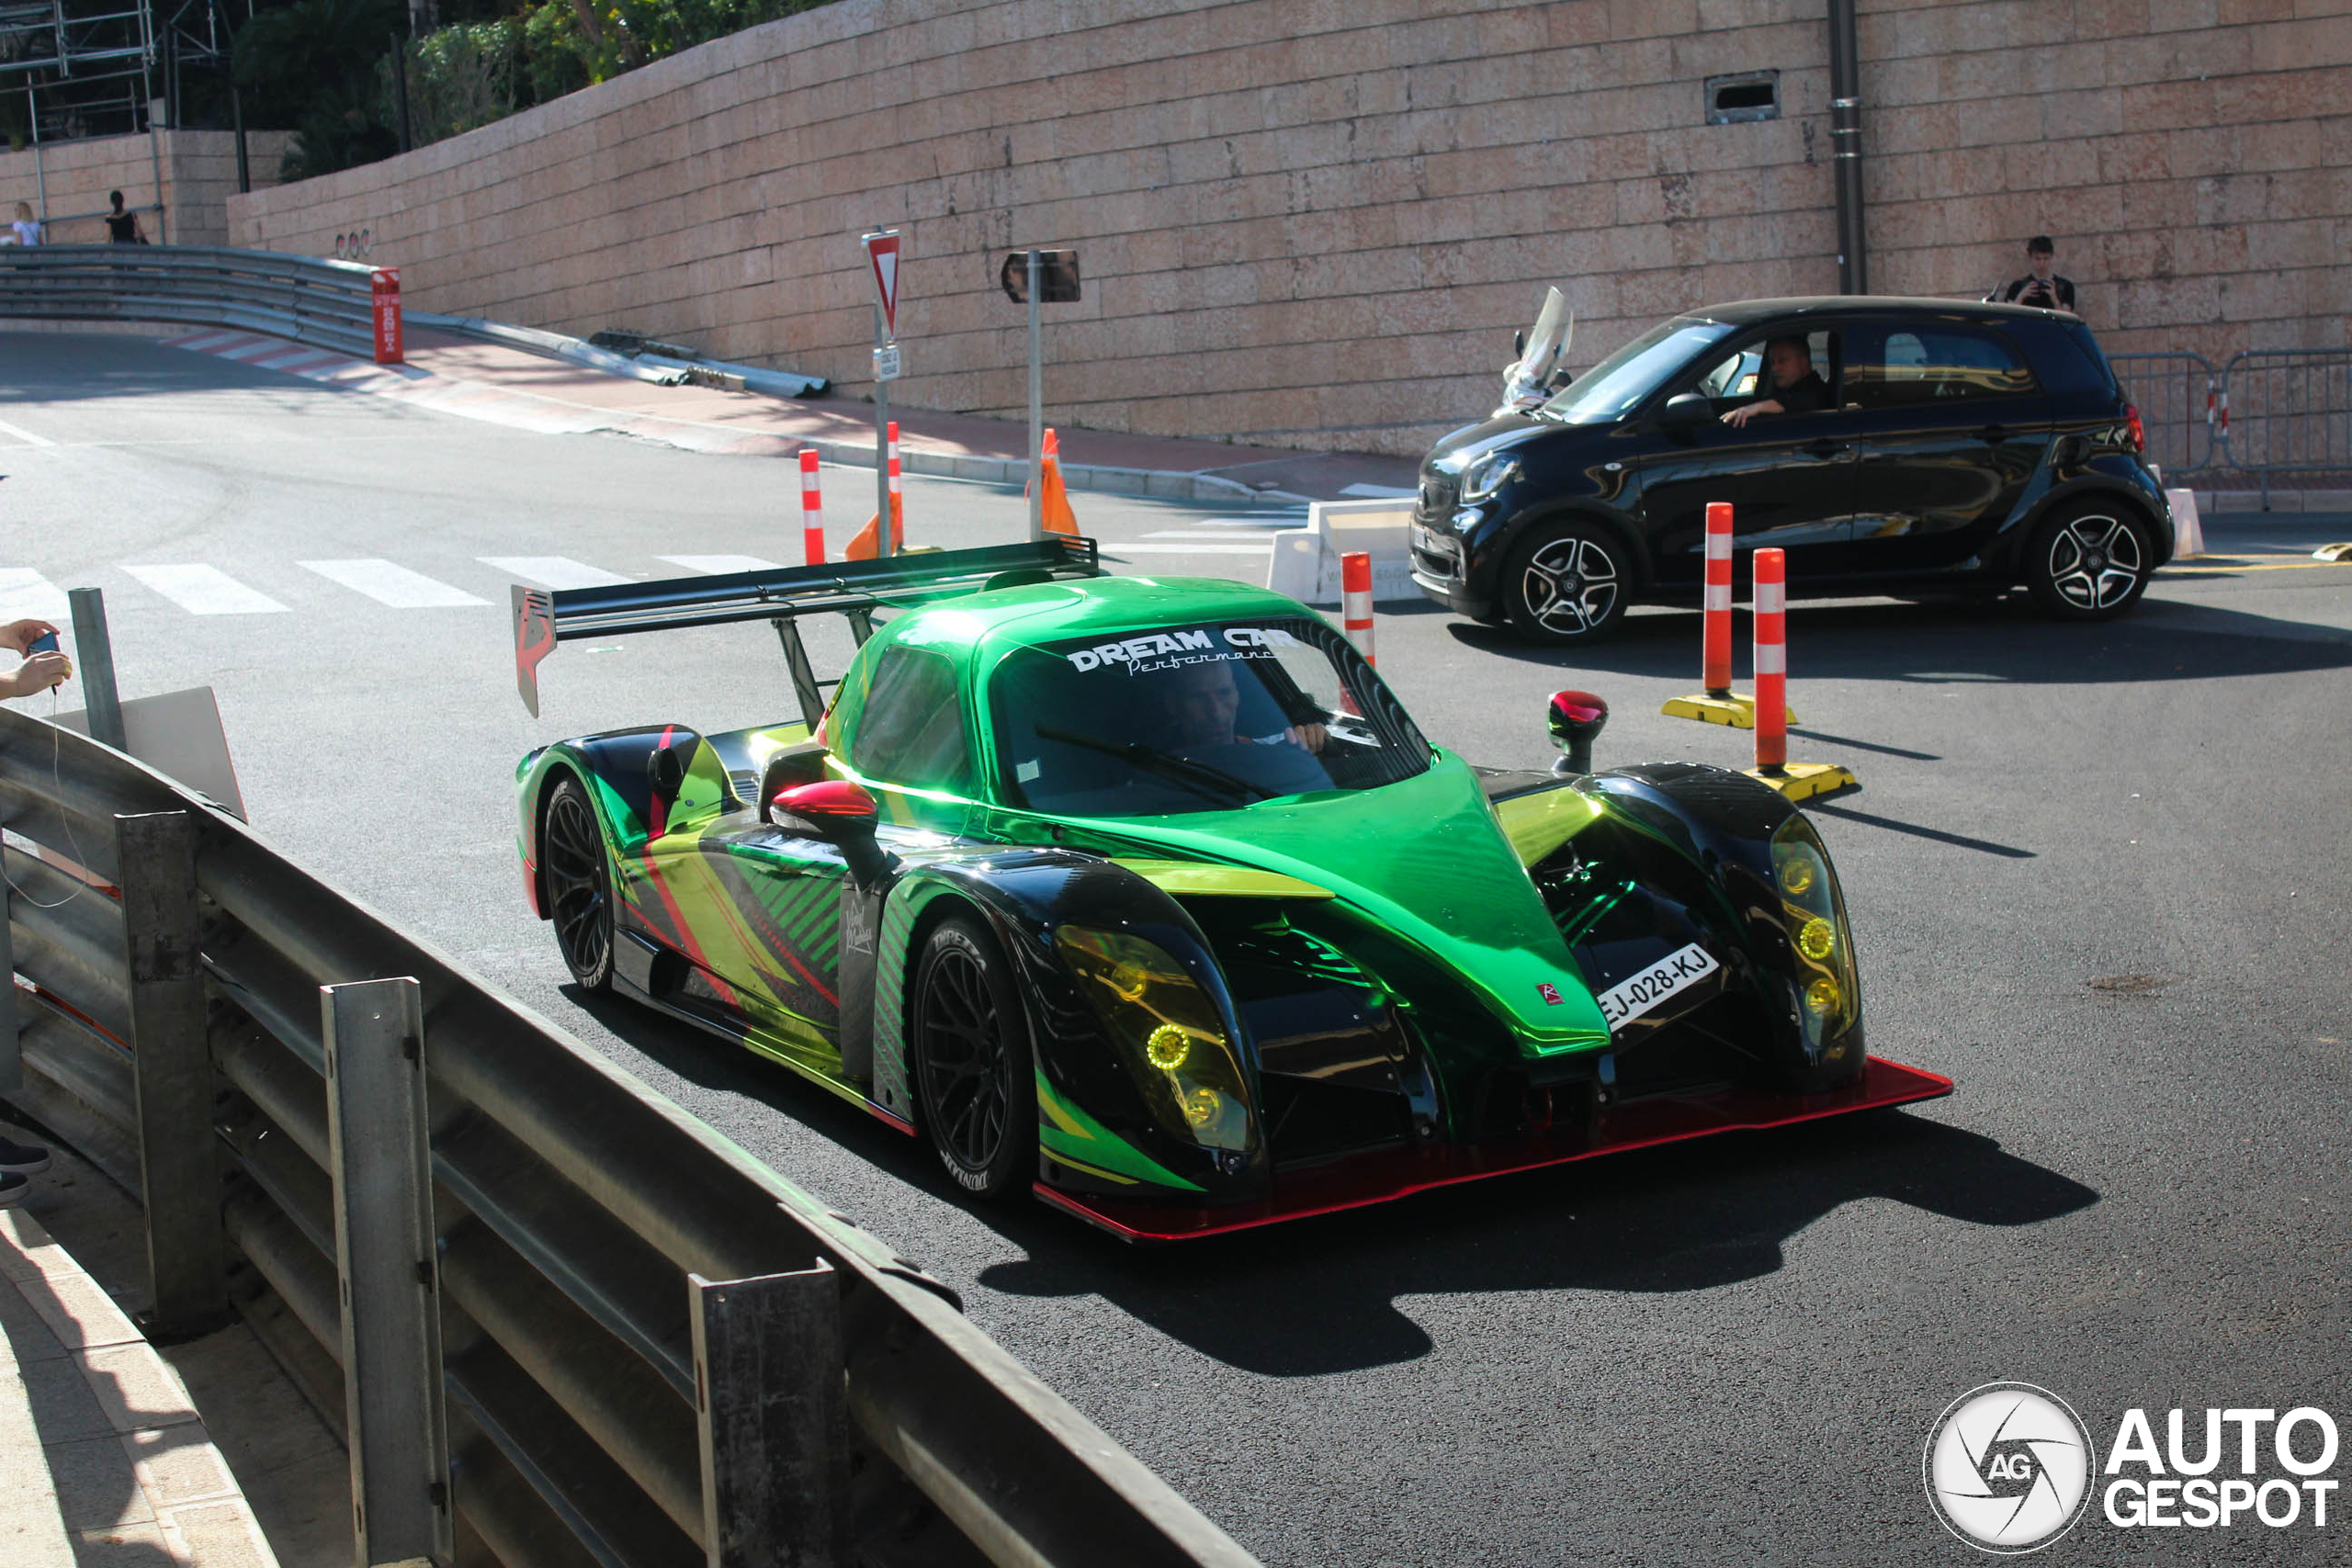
[
  {"xmin": 298, "ymin": 559, "xmax": 490, "ymax": 608},
  {"xmin": 121, "ymin": 564, "xmax": 290, "ymax": 615},
  {"xmin": 212, "ymin": 338, "xmax": 287, "ymax": 363},
  {"xmin": 0, "ymin": 568, "xmax": 71, "ymax": 621},
  {"xmin": 657, "ymin": 555, "xmax": 783, "ymax": 575},
  {"xmin": 479, "ymin": 556, "xmax": 633, "ymax": 590}
]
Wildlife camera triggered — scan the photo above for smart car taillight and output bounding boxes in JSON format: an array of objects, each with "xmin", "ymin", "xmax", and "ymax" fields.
[{"xmin": 2124, "ymin": 403, "xmax": 2145, "ymax": 454}]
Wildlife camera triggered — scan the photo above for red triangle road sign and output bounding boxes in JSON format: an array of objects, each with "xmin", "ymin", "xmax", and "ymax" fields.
[{"xmin": 863, "ymin": 231, "xmax": 901, "ymax": 338}]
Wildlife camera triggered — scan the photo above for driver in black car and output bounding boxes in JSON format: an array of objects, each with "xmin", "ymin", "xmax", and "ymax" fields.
[
  {"xmin": 1163, "ymin": 657, "xmax": 1329, "ymax": 755},
  {"xmin": 1721, "ymin": 335, "xmax": 1829, "ymax": 428}
]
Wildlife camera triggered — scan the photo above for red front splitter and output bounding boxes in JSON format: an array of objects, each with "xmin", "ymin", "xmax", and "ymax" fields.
[{"xmin": 1036, "ymin": 1055, "xmax": 1954, "ymax": 1243}]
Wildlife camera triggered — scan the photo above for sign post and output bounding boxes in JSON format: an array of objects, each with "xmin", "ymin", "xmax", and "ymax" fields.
[
  {"xmin": 861, "ymin": 230, "xmax": 901, "ymax": 558},
  {"xmin": 999, "ymin": 250, "xmax": 1080, "ymax": 543}
]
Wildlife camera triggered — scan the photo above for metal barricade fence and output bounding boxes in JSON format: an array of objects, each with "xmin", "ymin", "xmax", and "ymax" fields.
[
  {"xmin": 2109, "ymin": 351, "xmax": 2216, "ymax": 476},
  {"xmin": 0, "ymin": 244, "xmax": 382, "ymax": 355},
  {"xmin": 2218, "ymin": 348, "xmax": 2352, "ymax": 506},
  {"xmin": 0, "ymin": 706, "xmax": 1261, "ymax": 1568}
]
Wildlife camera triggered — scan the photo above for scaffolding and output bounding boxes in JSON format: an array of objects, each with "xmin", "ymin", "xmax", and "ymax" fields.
[{"xmin": 0, "ymin": 0, "xmax": 240, "ymax": 238}]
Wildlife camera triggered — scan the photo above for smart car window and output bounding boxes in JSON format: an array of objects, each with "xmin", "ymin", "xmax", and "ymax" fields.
[
  {"xmin": 845, "ymin": 647, "xmax": 968, "ymax": 792},
  {"xmin": 1851, "ymin": 326, "xmax": 2035, "ymax": 407},
  {"xmin": 1541, "ymin": 320, "xmax": 1736, "ymax": 425},
  {"xmin": 989, "ymin": 618, "xmax": 1430, "ymax": 817}
]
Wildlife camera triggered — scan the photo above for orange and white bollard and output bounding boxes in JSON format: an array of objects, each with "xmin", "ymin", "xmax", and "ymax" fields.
[
  {"xmin": 1341, "ymin": 550, "xmax": 1375, "ymax": 666},
  {"xmin": 1752, "ymin": 547, "xmax": 1788, "ymax": 773},
  {"xmin": 799, "ymin": 448, "xmax": 824, "ymax": 565},
  {"xmin": 1664, "ymin": 501, "xmax": 1793, "ymax": 729},
  {"xmin": 1702, "ymin": 501, "xmax": 1734, "ymax": 696},
  {"xmin": 886, "ymin": 420, "xmax": 904, "ymax": 552},
  {"xmin": 1742, "ymin": 547, "xmax": 1854, "ymax": 800}
]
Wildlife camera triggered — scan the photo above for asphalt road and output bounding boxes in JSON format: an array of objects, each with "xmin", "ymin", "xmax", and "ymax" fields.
[{"xmin": 6, "ymin": 331, "xmax": 2350, "ymax": 1566}]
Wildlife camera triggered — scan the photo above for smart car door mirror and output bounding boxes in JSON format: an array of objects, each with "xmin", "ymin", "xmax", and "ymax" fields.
[
  {"xmin": 648, "ymin": 743, "xmax": 688, "ymax": 806},
  {"xmin": 770, "ymin": 779, "xmax": 878, "ymax": 835},
  {"xmin": 1547, "ymin": 690, "xmax": 1609, "ymax": 775},
  {"xmin": 1660, "ymin": 392, "xmax": 1713, "ymax": 432}
]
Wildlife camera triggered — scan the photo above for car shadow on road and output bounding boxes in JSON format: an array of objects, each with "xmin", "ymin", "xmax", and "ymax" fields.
[
  {"xmin": 562, "ymin": 990, "xmax": 2099, "ymax": 1379},
  {"xmin": 968, "ymin": 1108, "xmax": 2098, "ymax": 1378},
  {"xmin": 1443, "ymin": 595, "xmax": 2351, "ymax": 683}
]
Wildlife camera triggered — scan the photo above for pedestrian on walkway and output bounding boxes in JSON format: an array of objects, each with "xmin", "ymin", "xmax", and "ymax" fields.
[
  {"xmin": 103, "ymin": 190, "xmax": 146, "ymax": 244},
  {"xmin": 1994, "ymin": 235, "xmax": 2076, "ymax": 314},
  {"xmin": 3, "ymin": 201, "xmax": 41, "ymax": 245}
]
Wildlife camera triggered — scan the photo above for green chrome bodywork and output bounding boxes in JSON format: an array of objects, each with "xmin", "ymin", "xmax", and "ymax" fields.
[{"xmin": 518, "ymin": 572, "xmax": 1804, "ymax": 1208}]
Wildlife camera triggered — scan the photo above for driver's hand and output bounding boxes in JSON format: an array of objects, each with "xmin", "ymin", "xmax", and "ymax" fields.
[
  {"xmin": 1722, "ymin": 401, "xmax": 1772, "ymax": 428},
  {"xmin": 1284, "ymin": 723, "xmax": 1328, "ymax": 753}
]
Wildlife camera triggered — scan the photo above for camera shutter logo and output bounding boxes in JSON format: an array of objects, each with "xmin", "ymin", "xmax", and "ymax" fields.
[{"xmin": 1924, "ymin": 1382, "xmax": 2094, "ymax": 1553}]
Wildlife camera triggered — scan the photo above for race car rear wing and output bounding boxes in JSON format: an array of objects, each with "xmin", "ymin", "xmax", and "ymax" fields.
[{"xmin": 514, "ymin": 536, "xmax": 1101, "ymax": 723}]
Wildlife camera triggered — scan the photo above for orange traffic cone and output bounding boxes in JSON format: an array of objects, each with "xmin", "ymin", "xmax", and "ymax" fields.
[
  {"xmin": 843, "ymin": 493, "xmax": 904, "ymax": 560},
  {"xmin": 1028, "ymin": 427, "xmax": 1079, "ymax": 536}
]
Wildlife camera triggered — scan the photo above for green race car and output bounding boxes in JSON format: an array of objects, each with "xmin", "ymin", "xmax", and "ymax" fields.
[{"xmin": 512, "ymin": 539, "xmax": 1948, "ymax": 1239}]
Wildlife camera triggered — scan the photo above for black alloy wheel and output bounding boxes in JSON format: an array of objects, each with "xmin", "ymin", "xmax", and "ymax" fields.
[
  {"xmin": 541, "ymin": 776, "xmax": 615, "ymax": 991},
  {"xmin": 1503, "ymin": 523, "xmax": 1631, "ymax": 644},
  {"xmin": 2025, "ymin": 503, "xmax": 2154, "ymax": 619},
  {"xmin": 910, "ymin": 917, "xmax": 1036, "ymax": 1199}
]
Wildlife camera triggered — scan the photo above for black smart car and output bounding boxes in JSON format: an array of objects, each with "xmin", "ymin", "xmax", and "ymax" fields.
[{"xmin": 1411, "ymin": 297, "xmax": 2169, "ymax": 643}]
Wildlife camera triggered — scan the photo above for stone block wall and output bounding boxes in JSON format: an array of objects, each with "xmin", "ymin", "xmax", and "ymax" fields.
[
  {"xmin": 228, "ymin": 0, "xmax": 2351, "ymax": 456},
  {"xmin": 0, "ymin": 130, "xmax": 295, "ymax": 249}
]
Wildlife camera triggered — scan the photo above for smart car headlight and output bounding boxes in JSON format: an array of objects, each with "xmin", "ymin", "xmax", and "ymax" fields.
[
  {"xmin": 1459, "ymin": 452, "xmax": 1521, "ymax": 503},
  {"xmin": 1055, "ymin": 927, "xmax": 1255, "ymax": 1153},
  {"xmin": 1770, "ymin": 818, "xmax": 1859, "ymax": 1047}
]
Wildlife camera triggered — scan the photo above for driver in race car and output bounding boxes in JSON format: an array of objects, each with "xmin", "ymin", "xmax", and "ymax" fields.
[{"xmin": 1162, "ymin": 656, "xmax": 1329, "ymax": 755}]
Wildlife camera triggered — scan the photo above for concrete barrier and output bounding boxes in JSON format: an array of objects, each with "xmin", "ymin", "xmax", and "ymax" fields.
[{"xmin": 1267, "ymin": 498, "xmax": 1418, "ymax": 607}]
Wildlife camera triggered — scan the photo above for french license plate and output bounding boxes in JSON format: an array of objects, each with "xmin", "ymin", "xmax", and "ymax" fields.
[{"xmin": 1596, "ymin": 942, "xmax": 1720, "ymax": 1029}]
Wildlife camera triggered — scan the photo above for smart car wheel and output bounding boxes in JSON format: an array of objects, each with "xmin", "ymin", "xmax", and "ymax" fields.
[
  {"xmin": 911, "ymin": 917, "xmax": 1036, "ymax": 1199},
  {"xmin": 2025, "ymin": 503, "xmax": 2153, "ymax": 620},
  {"xmin": 541, "ymin": 776, "xmax": 614, "ymax": 992},
  {"xmin": 1502, "ymin": 524, "xmax": 1630, "ymax": 644}
]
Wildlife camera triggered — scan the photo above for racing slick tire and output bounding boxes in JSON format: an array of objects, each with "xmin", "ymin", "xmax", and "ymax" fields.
[
  {"xmin": 541, "ymin": 775, "xmax": 616, "ymax": 993},
  {"xmin": 910, "ymin": 916, "xmax": 1037, "ymax": 1200},
  {"xmin": 2023, "ymin": 501, "xmax": 2154, "ymax": 621},
  {"xmin": 1501, "ymin": 520, "xmax": 1633, "ymax": 645}
]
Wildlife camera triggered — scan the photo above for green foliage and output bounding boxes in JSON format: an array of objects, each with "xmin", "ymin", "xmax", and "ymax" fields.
[
  {"xmin": 518, "ymin": 0, "xmax": 825, "ymax": 90},
  {"xmin": 234, "ymin": 0, "xmax": 407, "ymax": 177},
  {"xmin": 388, "ymin": 19, "xmax": 526, "ymax": 145}
]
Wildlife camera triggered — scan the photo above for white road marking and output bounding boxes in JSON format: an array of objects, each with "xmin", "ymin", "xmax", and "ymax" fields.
[
  {"xmin": 1142, "ymin": 529, "xmax": 1292, "ymax": 540},
  {"xmin": 121, "ymin": 564, "xmax": 290, "ymax": 615},
  {"xmin": 658, "ymin": 555, "xmax": 783, "ymax": 575},
  {"xmin": 1103, "ymin": 542, "xmax": 1274, "ymax": 556},
  {"xmin": 0, "ymin": 568, "xmax": 72, "ymax": 621},
  {"xmin": 479, "ymin": 556, "xmax": 632, "ymax": 589},
  {"xmin": 1340, "ymin": 483, "xmax": 1417, "ymax": 499},
  {"xmin": 298, "ymin": 558, "xmax": 491, "ymax": 607},
  {"xmin": 0, "ymin": 416, "xmax": 56, "ymax": 447},
  {"xmin": 1187, "ymin": 516, "xmax": 1309, "ymax": 529}
]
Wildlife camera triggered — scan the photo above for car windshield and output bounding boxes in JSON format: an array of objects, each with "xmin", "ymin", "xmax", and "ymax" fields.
[
  {"xmin": 1539, "ymin": 318, "xmax": 1737, "ymax": 424},
  {"xmin": 989, "ymin": 616, "xmax": 1431, "ymax": 817}
]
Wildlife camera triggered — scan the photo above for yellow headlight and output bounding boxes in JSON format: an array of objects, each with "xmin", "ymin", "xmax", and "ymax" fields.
[
  {"xmin": 1108, "ymin": 959, "xmax": 1151, "ymax": 1003},
  {"xmin": 1797, "ymin": 918, "xmax": 1836, "ymax": 961},
  {"xmin": 1145, "ymin": 1023, "xmax": 1191, "ymax": 1071},
  {"xmin": 1779, "ymin": 856, "xmax": 1817, "ymax": 897},
  {"xmin": 1804, "ymin": 976, "xmax": 1841, "ymax": 1016},
  {"xmin": 1181, "ymin": 1088, "xmax": 1224, "ymax": 1129}
]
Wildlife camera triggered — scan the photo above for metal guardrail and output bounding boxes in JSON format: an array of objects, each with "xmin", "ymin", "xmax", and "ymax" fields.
[
  {"xmin": 0, "ymin": 244, "xmax": 381, "ymax": 355},
  {"xmin": 0, "ymin": 705, "xmax": 1261, "ymax": 1568},
  {"xmin": 2216, "ymin": 348, "xmax": 2352, "ymax": 506},
  {"xmin": 2109, "ymin": 351, "xmax": 2216, "ymax": 476}
]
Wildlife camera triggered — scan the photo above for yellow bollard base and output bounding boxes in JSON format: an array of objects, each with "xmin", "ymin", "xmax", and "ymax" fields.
[
  {"xmin": 1661, "ymin": 692, "xmax": 1798, "ymax": 730},
  {"xmin": 1745, "ymin": 762, "xmax": 1858, "ymax": 801}
]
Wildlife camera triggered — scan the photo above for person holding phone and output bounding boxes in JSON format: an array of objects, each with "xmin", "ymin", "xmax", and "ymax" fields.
[
  {"xmin": 1997, "ymin": 236, "xmax": 2077, "ymax": 315},
  {"xmin": 2, "ymin": 618, "xmax": 72, "ymax": 698}
]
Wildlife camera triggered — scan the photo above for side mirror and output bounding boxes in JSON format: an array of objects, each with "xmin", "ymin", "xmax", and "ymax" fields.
[
  {"xmin": 1547, "ymin": 691, "xmax": 1609, "ymax": 776},
  {"xmin": 1660, "ymin": 391, "xmax": 1713, "ymax": 432},
  {"xmin": 770, "ymin": 780, "xmax": 889, "ymax": 886},
  {"xmin": 1514, "ymin": 328, "xmax": 1526, "ymax": 357},
  {"xmin": 648, "ymin": 743, "xmax": 687, "ymax": 805}
]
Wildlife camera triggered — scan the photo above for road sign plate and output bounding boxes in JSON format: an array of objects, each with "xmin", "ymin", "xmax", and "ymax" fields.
[
  {"xmin": 873, "ymin": 344, "xmax": 901, "ymax": 382},
  {"xmin": 863, "ymin": 231, "xmax": 901, "ymax": 336}
]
